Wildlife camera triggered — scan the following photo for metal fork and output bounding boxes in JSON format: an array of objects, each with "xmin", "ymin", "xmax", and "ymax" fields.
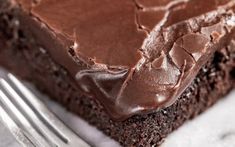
[{"xmin": 0, "ymin": 73, "xmax": 91, "ymax": 147}]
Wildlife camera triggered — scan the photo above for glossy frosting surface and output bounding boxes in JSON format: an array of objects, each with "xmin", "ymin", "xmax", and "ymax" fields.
[{"xmin": 15, "ymin": 0, "xmax": 235, "ymax": 120}]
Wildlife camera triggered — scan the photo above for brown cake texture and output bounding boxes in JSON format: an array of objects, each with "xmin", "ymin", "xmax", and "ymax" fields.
[{"xmin": 0, "ymin": 0, "xmax": 235, "ymax": 146}]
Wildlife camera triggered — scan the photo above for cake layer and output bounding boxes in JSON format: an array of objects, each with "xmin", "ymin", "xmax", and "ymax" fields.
[
  {"xmin": 2, "ymin": 0, "xmax": 235, "ymax": 120},
  {"xmin": 0, "ymin": 4, "xmax": 235, "ymax": 146}
]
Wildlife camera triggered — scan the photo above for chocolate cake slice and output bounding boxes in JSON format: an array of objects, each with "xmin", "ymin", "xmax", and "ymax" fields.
[{"xmin": 0, "ymin": 0, "xmax": 235, "ymax": 146}]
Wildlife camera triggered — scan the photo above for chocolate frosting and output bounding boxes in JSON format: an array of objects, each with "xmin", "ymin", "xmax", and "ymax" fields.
[{"xmin": 15, "ymin": 0, "xmax": 235, "ymax": 120}]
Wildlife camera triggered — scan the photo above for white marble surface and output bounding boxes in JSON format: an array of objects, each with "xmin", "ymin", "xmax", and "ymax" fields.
[{"xmin": 0, "ymin": 68, "xmax": 235, "ymax": 147}]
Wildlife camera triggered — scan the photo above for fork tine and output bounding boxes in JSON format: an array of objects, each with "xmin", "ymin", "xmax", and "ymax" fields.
[
  {"xmin": 0, "ymin": 79, "xmax": 66, "ymax": 147},
  {"xmin": 0, "ymin": 103, "xmax": 34, "ymax": 147},
  {"xmin": 8, "ymin": 74, "xmax": 71, "ymax": 137},
  {"xmin": 8, "ymin": 74, "xmax": 91, "ymax": 147},
  {"xmin": 0, "ymin": 90, "xmax": 50, "ymax": 147}
]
